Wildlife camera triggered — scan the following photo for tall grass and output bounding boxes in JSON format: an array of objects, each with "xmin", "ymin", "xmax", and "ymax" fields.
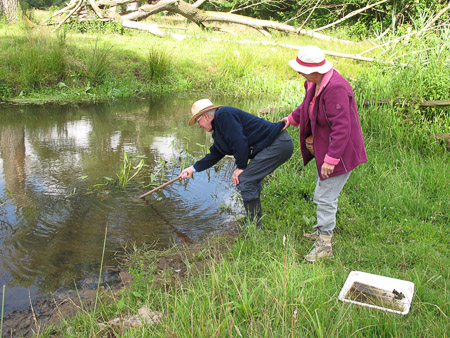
[
  {"xmin": 0, "ymin": 29, "xmax": 67, "ymax": 94},
  {"xmin": 145, "ymin": 46, "xmax": 171, "ymax": 83},
  {"xmin": 85, "ymin": 40, "xmax": 112, "ymax": 86}
]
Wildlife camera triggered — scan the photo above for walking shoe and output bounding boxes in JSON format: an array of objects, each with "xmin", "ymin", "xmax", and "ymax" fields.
[
  {"xmin": 303, "ymin": 230, "xmax": 319, "ymax": 241},
  {"xmin": 304, "ymin": 234, "xmax": 333, "ymax": 262}
]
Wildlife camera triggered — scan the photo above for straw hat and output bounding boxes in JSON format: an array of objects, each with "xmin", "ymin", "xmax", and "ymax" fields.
[
  {"xmin": 288, "ymin": 45, "xmax": 333, "ymax": 75},
  {"xmin": 189, "ymin": 99, "xmax": 223, "ymax": 126}
]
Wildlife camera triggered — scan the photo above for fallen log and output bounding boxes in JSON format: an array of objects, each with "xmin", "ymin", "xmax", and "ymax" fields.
[
  {"xmin": 361, "ymin": 99, "xmax": 450, "ymax": 107},
  {"xmin": 435, "ymin": 133, "xmax": 450, "ymax": 150}
]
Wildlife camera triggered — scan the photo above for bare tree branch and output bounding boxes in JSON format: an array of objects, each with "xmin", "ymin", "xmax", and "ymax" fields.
[
  {"xmin": 298, "ymin": 0, "xmax": 323, "ymax": 32},
  {"xmin": 57, "ymin": 0, "xmax": 83, "ymax": 28},
  {"xmin": 313, "ymin": 0, "xmax": 389, "ymax": 32},
  {"xmin": 122, "ymin": 19, "xmax": 187, "ymax": 40},
  {"xmin": 192, "ymin": 0, "xmax": 206, "ymax": 8},
  {"xmin": 87, "ymin": 0, "xmax": 103, "ymax": 18}
]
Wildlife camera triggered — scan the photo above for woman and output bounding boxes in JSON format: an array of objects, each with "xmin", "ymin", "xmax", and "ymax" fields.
[{"xmin": 281, "ymin": 45, "xmax": 367, "ymax": 262}]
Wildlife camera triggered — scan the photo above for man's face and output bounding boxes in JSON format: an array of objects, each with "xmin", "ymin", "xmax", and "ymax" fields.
[{"xmin": 196, "ymin": 113, "xmax": 213, "ymax": 132}]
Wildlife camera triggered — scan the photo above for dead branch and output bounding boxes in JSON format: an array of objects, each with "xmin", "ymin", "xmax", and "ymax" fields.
[
  {"xmin": 203, "ymin": 38, "xmax": 378, "ymax": 63},
  {"xmin": 313, "ymin": 0, "xmax": 389, "ymax": 32},
  {"xmin": 277, "ymin": 42, "xmax": 379, "ymax": 62},
  {"xmin": 57, "ymin": 0, "xmax": 83, "ymax": 28},
  {"xmin": 122, "ymin": 19, "xmax": 187, "ymax": 40},
  {"xmin": 87, "ymin": 0, "xmax": 103, "ymax": 18},
  {"xmin": 95, "ymin": 0, "xmax": 137, "ymax": 5},
  {"xmin": 117, "ymin": 0, "xmax": 355, "ymax": 43},
  {"xmin": 298, "ymin": 0, "xmax": 323, "ymax": 32},
  {"xmin": 51, "ymin": 0, "xmax": 357, "ymax": 44},
  {"xmin": 192, "ymin": 0, "xmax": 206, "ymax": 8}
]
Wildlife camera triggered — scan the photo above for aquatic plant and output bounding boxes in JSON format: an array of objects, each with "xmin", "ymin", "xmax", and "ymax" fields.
[
  {"xmin": 117, "ymin": 152, "xmax": 145, "ymax": 189},
  {"xmin": 92, "ymin": 223, "xmax": 108, "ymax": 332}
]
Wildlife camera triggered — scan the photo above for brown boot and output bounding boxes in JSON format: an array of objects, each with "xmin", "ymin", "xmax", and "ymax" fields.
[{"xmin": 304, "ymin": 234, "xmax": 333, "ymax": 262}]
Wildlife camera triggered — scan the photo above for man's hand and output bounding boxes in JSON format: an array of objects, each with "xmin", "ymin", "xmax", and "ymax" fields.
[
  {"xmin": 321, "ymin": 162, "xmax": 335, "ymax": 179},
  {"xmin": 281, "ymin": 117, "xmax": 290, "ymax": 130},
  {"xmin": 232, "ymin": 168, "xmax": 244, "ymax": 186},
  {"xmin": 180, "ymin": 166, "xmax": 194, "ymax": 180}
]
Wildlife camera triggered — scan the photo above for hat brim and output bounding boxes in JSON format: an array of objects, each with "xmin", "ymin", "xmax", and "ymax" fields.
[
  {"xmin": 188, "ymin": 105, "xmax": 223, "ymax": 125},
  {"xmin": 288, "ymin": 59, "xmax": 333, "ymax": 75}
]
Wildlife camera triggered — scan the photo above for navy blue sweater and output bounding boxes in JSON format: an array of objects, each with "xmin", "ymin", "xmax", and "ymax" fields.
[{"xmin": 193, "ymin": 106, "xmax": 284, "ymax": 171}]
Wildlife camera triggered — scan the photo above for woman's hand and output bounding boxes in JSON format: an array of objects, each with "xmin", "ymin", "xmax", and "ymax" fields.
[
  {"xmin": 321, "ymin": 162, "xmax": 335, "ymax": 179},
  {"xmin": 281, "ymin": 117, "xmax": 290, "ymax": 130},
  {"xmin": 180, "ymin": 166, "xmax": 194, "ymax": 180},
  {"xmin": 232, "ymin": 168, "xmax": 244, "ymax": 186}
]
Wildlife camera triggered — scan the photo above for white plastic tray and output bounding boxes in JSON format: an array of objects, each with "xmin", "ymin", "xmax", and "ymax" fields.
[{"xmin": 338, "ymin": 271, "xmax": 415, "ymax": 315}]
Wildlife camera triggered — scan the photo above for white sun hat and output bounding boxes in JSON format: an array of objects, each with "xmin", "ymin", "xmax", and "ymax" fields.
[
  {"xmin": 189, "ymin": 99, "xmax": 223, "ymax": 126},
  {"xmin": 288, "ymin": 45, "xmax": 333, "ymax": 75}
]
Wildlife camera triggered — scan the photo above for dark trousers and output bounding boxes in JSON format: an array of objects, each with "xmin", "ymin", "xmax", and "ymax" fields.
[{"xmin": 237, "ymin": 130, "xmax": 293, "ymax": 202}]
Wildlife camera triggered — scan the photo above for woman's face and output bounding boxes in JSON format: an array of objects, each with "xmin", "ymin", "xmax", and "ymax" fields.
[
  {"xmin": 298, "ymin": 71, "xmax": 322, "ymax": 84},
  {"xmin": 298, "ymin": 71, "xmax": 314, "ymax": 82}
]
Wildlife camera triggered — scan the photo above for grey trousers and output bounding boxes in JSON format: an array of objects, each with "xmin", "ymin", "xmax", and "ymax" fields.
[
  {"xmin": 313, "ymin": 171, "xmax": 351, "ymax": 236},
  {"xmin": 237, "ymin": 131, "xmax": 293, "ymax": 202}
]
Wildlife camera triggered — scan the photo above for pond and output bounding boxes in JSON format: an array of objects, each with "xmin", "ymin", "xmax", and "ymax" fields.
[{"xmin": 0, "ymin": 94, "xmax": 281, "ymax": 314}]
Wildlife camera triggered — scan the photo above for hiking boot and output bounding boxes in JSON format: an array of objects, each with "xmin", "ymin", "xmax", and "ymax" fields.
[
  {"xmin": 303, "ymin": 230, "xmax": 319, "ymax": 241},
  {"xmin": 304, "ymin": 234, "xmax": 333, "ymax": 262}
]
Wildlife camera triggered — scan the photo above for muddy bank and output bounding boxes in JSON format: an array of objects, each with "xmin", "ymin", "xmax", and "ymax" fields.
[
  {"xmin": 2, "ymin": 268, "xmax": 132, "ymax": 337},
  {"xmin": 2, "ymin": 224, "xmax": 242, "ymax": 337}
]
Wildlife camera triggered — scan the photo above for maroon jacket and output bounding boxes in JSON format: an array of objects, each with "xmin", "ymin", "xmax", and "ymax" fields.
[{"xmin": 288, "ymin": 69, "xmax": 367, "ymax": 180}]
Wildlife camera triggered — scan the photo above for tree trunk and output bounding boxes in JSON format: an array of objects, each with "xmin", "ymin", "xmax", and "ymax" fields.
[{"xmin": 1, "ymin": 0, "xmax": 20, "ymax": 23}]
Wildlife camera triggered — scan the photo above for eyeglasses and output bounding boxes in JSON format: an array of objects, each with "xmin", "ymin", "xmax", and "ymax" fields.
[{"xmin": 196, "ymin": 115, "xmax": 203, "ymax": 124}]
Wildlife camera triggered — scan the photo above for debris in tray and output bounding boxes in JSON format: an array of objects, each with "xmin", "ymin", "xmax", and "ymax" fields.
[{"xmin": 345, "ymin": 281, "xmax": 404, "ymax": 312}]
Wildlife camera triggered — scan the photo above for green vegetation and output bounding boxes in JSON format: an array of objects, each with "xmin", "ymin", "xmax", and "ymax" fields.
[{"xmin": 1, "ymin": 8, "xmax": 449, "ymax": 337}]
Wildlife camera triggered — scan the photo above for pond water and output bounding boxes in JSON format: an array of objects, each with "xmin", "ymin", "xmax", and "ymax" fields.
[{"xmin": 0, "ymin": 95, "xmax": 282, "ymax": 314}]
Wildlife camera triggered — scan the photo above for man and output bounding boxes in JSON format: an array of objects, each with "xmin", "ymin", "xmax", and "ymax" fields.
[{"xmin": 180, "ymin": 99, "xmax": 294, "ymax": 228}]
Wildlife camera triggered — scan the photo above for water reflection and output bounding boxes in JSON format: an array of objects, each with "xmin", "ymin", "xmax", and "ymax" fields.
[{"xmin": 0, "ymin": 95, "xmax": 282, "ymax": 313}]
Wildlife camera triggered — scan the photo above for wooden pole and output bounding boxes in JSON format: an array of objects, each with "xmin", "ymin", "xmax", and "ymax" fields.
[{"xmin": 139, "ymin": 175, "xmax": 181, "ymax": 199}]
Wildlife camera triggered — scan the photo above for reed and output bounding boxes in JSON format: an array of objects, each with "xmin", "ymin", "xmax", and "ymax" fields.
[
  {"xmin": 92, "ymin": 223, "xmax": 108, "ymax": 331},
  {"xmin": 0, "ymin": 285, "xmax": 5, "ymax": 337}
]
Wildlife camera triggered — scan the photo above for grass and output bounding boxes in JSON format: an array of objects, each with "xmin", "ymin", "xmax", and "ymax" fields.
[
  {"xmin": 0, "ymin": 15, "xmax": 373, "ymax": 102},
  {"xmin": 2, "ymin": 10, "xmax": 449, "ymax": 337}
]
